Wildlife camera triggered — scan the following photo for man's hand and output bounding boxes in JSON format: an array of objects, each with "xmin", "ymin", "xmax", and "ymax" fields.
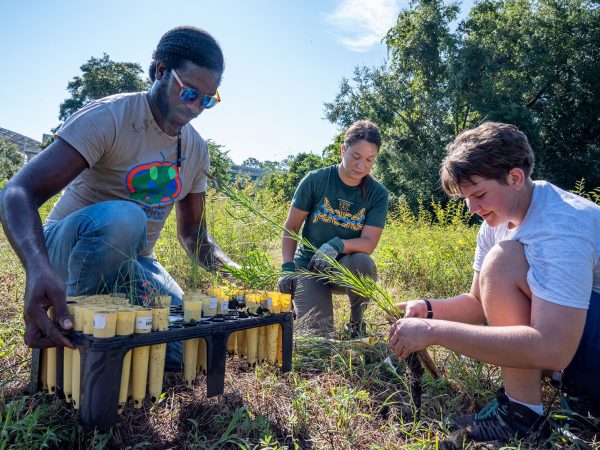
[
  {"xmin": 388, "ymin": 318, "xmax": 433, "ymax": 360},
  {"xmin": 23, "ymin": 268, "xmax": 75, "ymax": 349},
  {"xmin": 307, "ymin": 237, "xmax": 344, "ymax": 272},
  {"xmin": 277, "ymin": 261, "xmax": 297, "ymax": 294},
  {"xmin": 196, "ymin": 237, "xmax": 241, "ymax": 273}
]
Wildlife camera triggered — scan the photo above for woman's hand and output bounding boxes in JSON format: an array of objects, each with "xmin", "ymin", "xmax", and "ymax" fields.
[{"xmin": 307, "ymin": 237, "xmax": 344, "ymax": 272}]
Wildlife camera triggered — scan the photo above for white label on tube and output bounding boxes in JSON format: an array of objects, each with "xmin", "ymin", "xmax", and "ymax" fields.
[
  {"xmin": 209, "ymin": 297, "xmax": 218, "ymax": 308},
  {"xmin": 93, "ymin": 314, "xmax": 106, "ymax": 330},
  {"xmin": 136, "ymin": 317, "xmax": 153, "ymax": 330},
  {"xmin": 266, "ymin": 297, "xmax": 273, "ymax": 308},
  {"xmin": 220, "ymin": 301, "xmax": 228, "ymax": 312}
]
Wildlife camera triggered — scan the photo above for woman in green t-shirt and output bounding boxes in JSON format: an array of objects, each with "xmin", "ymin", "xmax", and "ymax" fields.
[{"xmin": 277, "ymin": 120, "xmax": 389, "ymax": 337}]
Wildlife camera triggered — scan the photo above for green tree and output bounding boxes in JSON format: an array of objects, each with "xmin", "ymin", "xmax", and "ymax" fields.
[
  {"xmin": 321, "ymin": 132, "xmax": 343, "ymax": 166},
  {"xmin": 325, "ymin": 0, "xmax": 600, "ymax": 205},
  {"xmin": 456, "ymin": 0, "xmax": 600, "ymax": 188},
  {"xmin": 263, "ymin": 152, "xmax": 330, "ymax": 200},
  {"xmin": 0, "ymin": 138, "xmax": 25, "ymax": 181},
  {"xmin": 325, "ymin": 0, "xmax": 461, "ymax": 205},
  {"xmin": 241, "ymin": 157, "xmax": 261, "ymax": 168},
  {"xmin": 59, "ymin": 53, "xmax": 150, "ymax": 121},
  {"xmin": 207, "ymin": 140, "xmax": 233, "ymax": 187}
]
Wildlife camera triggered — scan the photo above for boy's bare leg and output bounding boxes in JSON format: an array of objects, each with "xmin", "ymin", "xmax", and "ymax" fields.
[{"xmin": 479, "ymin": 240, "xmax": 542, "ymax": 405}]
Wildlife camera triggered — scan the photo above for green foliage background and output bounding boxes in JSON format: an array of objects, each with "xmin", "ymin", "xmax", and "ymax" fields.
[
  {"xmin": 0, "ymin": 139, "xmax": 25, "ymax": 181},
  {"xmin": 325, "ymin": 0, "xmax": 600, "ymax": 207},
  {"xmin": 58, "ymin": 53, "xmax": 151, "ymax": 122}
]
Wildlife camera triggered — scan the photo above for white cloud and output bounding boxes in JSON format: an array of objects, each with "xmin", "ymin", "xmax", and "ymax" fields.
[{"xmin": 326, "ymin": 0, "xmax": 405, "ymax": 52}]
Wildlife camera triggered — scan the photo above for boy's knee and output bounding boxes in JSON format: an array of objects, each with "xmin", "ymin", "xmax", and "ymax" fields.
[{"xmin": 480, "ymin": 240, "xmax": 529, "ymax": 292}]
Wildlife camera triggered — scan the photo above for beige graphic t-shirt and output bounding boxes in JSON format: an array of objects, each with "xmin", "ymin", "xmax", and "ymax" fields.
[{"xmin": 46, "ymin": 92, "xmax": 209, "ymax": 255}]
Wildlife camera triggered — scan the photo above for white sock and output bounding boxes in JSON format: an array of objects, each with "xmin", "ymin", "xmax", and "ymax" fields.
[{"xmin": 506, "ymin": 392, "xmax": 544, "ymax": 415}]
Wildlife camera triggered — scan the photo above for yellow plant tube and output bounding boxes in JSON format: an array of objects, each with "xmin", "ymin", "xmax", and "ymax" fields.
[
  {"xmin": 183, "ymin": 295, "xmax": 203, "ymax": 323},
  {"xmin": 73, "ymin": 304, "xmax": 86, "ymax": 332},
  {"xmin": 267, "ymin": 293, "xmax": 281, "ymax": 364},
  {"xmin": 183, "ymin": 297, "xmax": 202, "ymax": 388},
  {"xmin": 257, "ymin": 326, "xmax": 267, "ymax": 364},
  {"xmin": 197, "ymin": 338, "xmax": 207, "ymax": 375},
  {"xmin": 237, "ymin": 330, "xmax": 247, "ymax": 357},
  {"xmin": 131, "ymin": 309, "xmax": 153, "ymax": 409},
  {"xmin": 82, "ymin": 306, "xmax": 97, "ymax": 335},
  {"xmin": 156, "ymin": 295, "xmax": 172, "ymax": 308},
  {"xmin": 63, "ymin": 302, "xmax": 77, "ymax": 403},
  {"xmin": 217, "ymin": 295, "xmax": 229, "ymax": 315},
  {"xmin": 46, "ymin": 307, "xmax": 57, "ymax": 395},
  {"xmin": 246, "ymin": 294, "xmax": 260, "ymax": 315},
  {"xmin": 197, "ymin": 295, "xmax": 217, "ymax": 376},
  {"xmin": 227, "ymin": 332, "xmax": 237, "ymax": 356},
  {"xmin": 264, "ymin": 292, "xmax": 279, "ymax": 313},
  {"xmin": 109, "ymin": 294, "xmax": 130, "ymax": 307},
  {"xmin": 202, "ymin": 295, "xmax": 218, "ymax": 317},
  {"xmin": 116, "ymin": 309, "xmax": 136, "ymax": 412},
  {"xmin": 92, "ymin": 310, "xmax": 117, "ymax": 338},
  {"xmin": 243, "ymin": 294, "xmax": 259, "ymax": 367},
  {"xmin": 246, "ymin": 327, "xmax": 258, "ymax": 368},
  {"xmin": 71, "ymin": 304, "xmax": 86, "ymax": 409},
  {"xmin": 280, "ymin": 294, "xmax": 292, "ymax": 313},
  {"xmin": 148, "ymin": 306, "xmax": 169, "ymax": 402}
]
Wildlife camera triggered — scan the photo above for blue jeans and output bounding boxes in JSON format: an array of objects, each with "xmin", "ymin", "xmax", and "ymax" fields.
[{"xmin": 44, "ymin": 200, "xmax": 183, "ymax": 368}]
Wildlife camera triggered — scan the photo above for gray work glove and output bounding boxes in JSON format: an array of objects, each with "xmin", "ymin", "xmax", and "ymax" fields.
[
  {"xmin": 277, "ymin": 261, "xmax": 297, "ymax": 294},
  {"xmin": 307, "ymin": 237, "xmax": 345, "ymax": 272}
]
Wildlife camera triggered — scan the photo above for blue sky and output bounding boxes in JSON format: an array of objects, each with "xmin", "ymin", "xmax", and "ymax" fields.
[{"xmin": 1, "ymin": 0, "xmax": 472, "ymax": 164}]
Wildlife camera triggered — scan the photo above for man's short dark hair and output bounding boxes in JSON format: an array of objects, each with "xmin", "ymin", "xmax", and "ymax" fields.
[
  {"xmin": 149, "ymin": 26, "xmax": 224, "ymax": 81},
  {"xmin": 440, "ymin": 122, "xmax": 535, "ymax": 195}
]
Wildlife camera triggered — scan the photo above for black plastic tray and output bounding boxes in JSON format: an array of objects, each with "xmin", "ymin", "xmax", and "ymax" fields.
[{"xmin": 30, "ymin": 311, "xmax": 294, "ymax": 430}]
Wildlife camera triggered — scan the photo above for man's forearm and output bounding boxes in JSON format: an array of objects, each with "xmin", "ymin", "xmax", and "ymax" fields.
[{"xmin": 0, "ymin": 184, "xmax": 51, "ymax": 271}]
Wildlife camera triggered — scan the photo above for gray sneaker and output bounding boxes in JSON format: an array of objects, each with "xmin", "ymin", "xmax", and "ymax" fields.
[{"xmin": 449, "ymin": 388, "xmax": 544, "ymax": 442}]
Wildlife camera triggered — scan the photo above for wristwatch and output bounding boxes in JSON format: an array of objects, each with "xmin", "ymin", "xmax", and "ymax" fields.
[{"xmin": 423, "ymin": 299, "xmax": 433, "ymax": 319}]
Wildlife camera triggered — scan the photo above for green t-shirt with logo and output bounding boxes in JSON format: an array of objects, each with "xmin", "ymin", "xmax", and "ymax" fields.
[{"xmin": 291, "ymin": 165, "xmax": 389, "ymax": 268}]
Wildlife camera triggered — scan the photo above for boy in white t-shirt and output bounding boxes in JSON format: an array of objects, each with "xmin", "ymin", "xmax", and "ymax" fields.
[{"xmin": 389, "ymin": 122, "xmax": 600, "ymax": 442}]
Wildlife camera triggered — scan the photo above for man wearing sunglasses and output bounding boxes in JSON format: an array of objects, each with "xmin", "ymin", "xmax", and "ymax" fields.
[{"xmin": 0, "ymin": 26, "xmax": 237, "ymax": 367}]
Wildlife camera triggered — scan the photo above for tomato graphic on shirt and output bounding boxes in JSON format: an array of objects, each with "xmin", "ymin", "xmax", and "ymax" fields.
[{"xmin": 126, "ymin": 160, "xmax": 182, "ymax": 205}]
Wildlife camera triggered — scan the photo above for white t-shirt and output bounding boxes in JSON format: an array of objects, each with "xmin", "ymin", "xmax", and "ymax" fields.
[
  {"xmin": 46, "ymin": 92, "xmax": 210, "ymax": 255},
  {"xmin": 473, "ymin": 181, "xmax": 600, "ymax": 309}
]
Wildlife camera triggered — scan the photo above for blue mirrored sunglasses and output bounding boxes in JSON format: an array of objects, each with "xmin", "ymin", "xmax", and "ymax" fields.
[{"xmin": 171, "ymin": 68, "xmax": 221, "ymax": 109}]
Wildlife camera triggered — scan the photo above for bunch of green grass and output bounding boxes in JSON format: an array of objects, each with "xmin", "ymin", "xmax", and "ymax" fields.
[{"xmin": 224, "ymin": 248, "xmax": 279, "ymax": 290}]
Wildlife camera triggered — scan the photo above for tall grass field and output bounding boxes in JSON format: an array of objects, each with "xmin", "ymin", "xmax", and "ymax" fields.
[{"xmin": 1, "ymin": 185, "xmax": 598, "ymax": 449}]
